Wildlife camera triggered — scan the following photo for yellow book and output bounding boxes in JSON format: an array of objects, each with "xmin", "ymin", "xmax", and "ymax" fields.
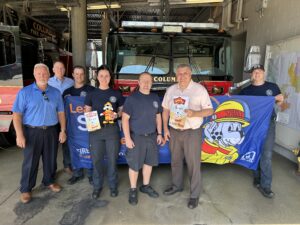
[{"xmin": 84, "ymin": 111, "xmax": 101, "ymax": 132}]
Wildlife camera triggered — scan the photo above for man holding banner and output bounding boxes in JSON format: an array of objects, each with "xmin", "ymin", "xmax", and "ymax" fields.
[
  {"xmin": 162, "ymin": 64, "xmax": 213, "ymax": 209},
  {"xmin": 63, "ymin": 66, "xmax": 95, "ymax": 185},
  {"xmin": 239, "ymin": 64, "xmax": 284, "ymax": 198}
]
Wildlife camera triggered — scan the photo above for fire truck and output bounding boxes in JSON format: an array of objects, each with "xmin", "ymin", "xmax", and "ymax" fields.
[
  {"xmin": 0, "ymin": 10, "xmax": 71, "ymax": 146},
  {"xmin": 104, "ymin": 21, "xmax": 234, "ymax": 163},
  {"xmin": 105, "ymin": 21, "xmax": 233, "ymax": 96}
]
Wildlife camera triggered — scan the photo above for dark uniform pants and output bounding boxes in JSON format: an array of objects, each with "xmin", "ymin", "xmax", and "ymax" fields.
[
  {"xmin": 20, "ymin": 126, "xmax": 58, "ymax": 193},
  {"xmin": 169, "ymin": 127, "xmax": 202, "ymax": 198},
  {"xmin": 89, "ymin": 125, "xmax": 120, "ymax": 191}
]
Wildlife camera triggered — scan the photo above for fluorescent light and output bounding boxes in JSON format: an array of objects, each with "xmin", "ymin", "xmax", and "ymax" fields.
[
  {"xmin": 162, "ymin": 25, "xmax": 183, "ymax": 33},
  {"xmin": 58, "ymin": 3, "xmax": 121, "ymax": 11},
  {"xmin": 59, "ymin": 7, "xmax": 71, "ymax": 12},
  {"xmin": 87, "ymin": 3, "xmax": 121, "ymax": 10},
  {"xmin": 186, "ymin": 0, "xmax": 223, "ymax": 3}
]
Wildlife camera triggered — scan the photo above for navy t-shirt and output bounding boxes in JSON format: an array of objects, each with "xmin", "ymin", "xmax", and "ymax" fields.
[
  {"xmin": 63, "ymin": 84, "xmax": 95, "ymax": 98},
  {"xmin": 239, "ymin": 81, "xmax": 281, "ymax": 118},
  {"xmin": 85, "ymin": 88, "xmax": 124, "ymax": 125},
  {"xmin": 123, "ymin": 91, "xmax": 162, "ymax": 135}
]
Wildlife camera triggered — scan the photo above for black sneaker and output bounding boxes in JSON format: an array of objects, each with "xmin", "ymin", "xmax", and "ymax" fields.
[
  {"xmin": 67, "ymin": 176, "xmax": 84, "ymax": 185},
  {"xmin": 128, "ymin": 188, "xmax": 138, "ymax": 205},
  {"xmin": 92, "ymin": 189, "xmax": 102, "ymax": 199},
  {"xmin": 88, "ymin": 177, "xmax": 93, "ymax": 185},
  {"xmin": 187, "ymin": 198, "xmax": 199, "ymax": 209},
  {"xmin": 258, "ymin": 187, "xmax": 274, "ymax": 198},
  {"xmin": 110, "ymin": 189, "xmax": 119, "ymax": 197},
  {"xmin": 253, "ymin": 178, "xmax": 260, "ymax": 188},
  {"xmin": 139, "ymin": 185, "xmax": 159, "ymax": 198}
]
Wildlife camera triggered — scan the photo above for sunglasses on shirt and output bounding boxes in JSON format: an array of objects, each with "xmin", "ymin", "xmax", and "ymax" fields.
[{"xmin": 42, "ymin": 91, "xmax": 49, "ymax": 101}]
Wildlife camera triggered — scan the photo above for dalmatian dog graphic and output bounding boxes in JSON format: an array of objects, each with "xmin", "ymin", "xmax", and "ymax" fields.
[
  {"xmin": 100, "ymin": 102, "xmax": 116, "ymax": 124},
  {"xmin": 201, "ymin": 99, "xmax": 250, "ymax": 164}
]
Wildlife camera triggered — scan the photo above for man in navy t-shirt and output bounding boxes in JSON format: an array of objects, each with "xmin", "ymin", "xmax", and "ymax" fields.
[
  {"xmin": 122, "ymin": 72, "xmax": 163, "ymax": 205},
  {"xmin": 239, "ymin": 64, "xmax": 284, "ymax": 198},
  {"xmin": 63, "ymin": 66, "xmax": 95, "ymax": 185}
]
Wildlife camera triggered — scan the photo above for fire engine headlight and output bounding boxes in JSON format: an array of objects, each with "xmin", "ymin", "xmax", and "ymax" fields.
[{"xmin": 212, "ymin": 86, "xmax": 224, "ymax": 95}]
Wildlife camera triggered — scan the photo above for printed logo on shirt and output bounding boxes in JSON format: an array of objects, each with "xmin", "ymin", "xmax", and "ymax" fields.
[
  {"xmin": 109, "ymin": 96, "xmax": 117, "ymax": 103},
  {"xmin": 80, "ymin": 91, "xmax": 87, "ymax": 97},
  {"xmin": 266, "ymin": 89, "xmax": 273, "ymax": 96},
  {"xmin": 153, "ymin": 101, "xmax": 159, "ymax": 108}
]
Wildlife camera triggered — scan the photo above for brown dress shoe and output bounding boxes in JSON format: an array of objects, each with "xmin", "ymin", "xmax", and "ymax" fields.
[
  {"xmin": 48, "ymin": 183, "xmax": 62, "ymax": 193},
  {"xmin": 20, "ymin": 192, "xmax": 31, "ymax": 204}
]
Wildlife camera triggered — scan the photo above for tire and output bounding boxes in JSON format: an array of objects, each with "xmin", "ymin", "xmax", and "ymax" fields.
[{"xmin": 0, "ymin": 124, "xmax": 16, "ymax": 147}]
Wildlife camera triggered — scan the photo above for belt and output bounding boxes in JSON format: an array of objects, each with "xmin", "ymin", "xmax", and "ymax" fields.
[
  {"xmin": 171, "ymin": 127, "xmax": 192, "ymax": 132},
  {"xmin": 131, "ymin": 132, "xmax": 156, "ymax": 137},
  {"xmin": 25, "ymin": 125, "xmax": 57, "ymax": 130},
  {"xmin": 102, "ymin": 123, "xmax": 117, "ymax": 127}
]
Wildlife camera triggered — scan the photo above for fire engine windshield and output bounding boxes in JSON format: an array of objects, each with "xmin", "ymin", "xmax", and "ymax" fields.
[{"xmin": 107, "ymin": 33, "xmax": 231, "ymax": 77}]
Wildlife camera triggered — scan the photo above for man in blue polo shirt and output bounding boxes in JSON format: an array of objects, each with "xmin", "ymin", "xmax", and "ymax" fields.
[
  {"xmin": 13, "ymin": 63, "xmax": 67, "ymax": 204},
  {"xmin": 48, "ymin": 61, "xmax": 74, "ymax": 94},
  {"xmin": 48, "ymin": 61, "xmax": 74, "ymax": 174}
]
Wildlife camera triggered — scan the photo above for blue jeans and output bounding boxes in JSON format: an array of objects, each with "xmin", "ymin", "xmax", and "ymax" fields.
[
  {"xmin": 89, "ymin": 125, "xmax": 120, "ymax": 191},
  {"xmin": 253, "ymin": 120, "xmax": 275, "ymax": 189}
]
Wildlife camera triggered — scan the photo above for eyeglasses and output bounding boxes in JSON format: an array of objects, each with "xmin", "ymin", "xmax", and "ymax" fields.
[{"xmin": 42, "ymin": 91, "xmax": 49, "ymax": 101}]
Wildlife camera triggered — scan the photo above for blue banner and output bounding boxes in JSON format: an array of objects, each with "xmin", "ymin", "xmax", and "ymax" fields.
[
  {"xmin": 202, "ymin": 95, "xmax": 275, "ymax": 169},
  {"xmin": 65, "ymin": 95, "xmax": 275, "ymax": 170},
  {"xmin": 65, "ymin": 96, "xmax": 93, "ymax": 169}
]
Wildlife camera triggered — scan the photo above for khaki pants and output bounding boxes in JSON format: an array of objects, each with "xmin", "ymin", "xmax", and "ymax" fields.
[{"xmin": 169, "ymin": 127, "xmax": 202, "ymax": 198}]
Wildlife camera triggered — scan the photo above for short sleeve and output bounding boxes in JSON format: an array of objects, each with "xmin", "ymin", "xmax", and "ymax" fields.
[
  {"xmin": 84, "ymin": 92, "xmax": 93, "ymax": 106},
  {"xmin": 162, "ymin": 87, "xmax": 171, "ymax": 109},
  {"xmin": 156, "ymin": 95, "xmax": 163, "ymax": 113},
  {"xmin": 12, "ymin": 89, "xmax": 26, "ymax": 114},
  {"xmin": 273, "ymin": 83, "xmax": 281, "ymax": 96},
  {"xmin": 56, "ymin": 91, "xmax": 65, "ymax": 112},
  {"xmin": 200, "ymin": 87, "xmax": 213, "ymax": 109},
  {"xmin": 116, "ymin": 90, "xmax": 125, "ymax": 107},
  {"xmin": 239, "ymin": 88, "xmax": 246, "ymax": 95},
  {"xmin": 62, "ymin": 87, "xmax": 71, "ymax": 99},
  {"xmin": 122, "ymin": 96, "xmax": 134, "ymax": 116}
]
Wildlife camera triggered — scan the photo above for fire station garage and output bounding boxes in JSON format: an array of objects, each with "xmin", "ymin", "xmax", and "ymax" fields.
[{"xmin": 0, "ymin": 0, "xmax": 300, "ymax": 224}]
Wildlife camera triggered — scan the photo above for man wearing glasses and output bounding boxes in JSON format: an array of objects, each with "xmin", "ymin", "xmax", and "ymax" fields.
[{"xmin": 12, "ymin": 63, "xmax": 67, "ymax": 204}]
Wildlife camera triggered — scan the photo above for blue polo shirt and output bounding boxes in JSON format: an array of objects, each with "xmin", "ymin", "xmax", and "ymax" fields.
[
  {"xmin": 12, "ymin": 83, "xmax": 64, "ymax": 126},
  {"xmin": 48, "ymin": 76, "xmax": 74, "ymax": 94}
]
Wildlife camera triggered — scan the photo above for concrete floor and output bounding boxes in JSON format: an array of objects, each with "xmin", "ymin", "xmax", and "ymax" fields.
[{"xmin": 0, "ymin": 145, "xmax": 300, "ymax": 225}]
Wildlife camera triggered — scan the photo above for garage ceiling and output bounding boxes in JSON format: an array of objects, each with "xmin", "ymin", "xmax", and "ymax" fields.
[{"xmin": 1, "ymin": 0, "xmax": 224, "ymax": 39}]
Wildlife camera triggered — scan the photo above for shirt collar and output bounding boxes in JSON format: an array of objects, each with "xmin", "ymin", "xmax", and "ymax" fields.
[
  {"xmin": 176, "ymin": 80, "xmax": 194, "ymax": 91},
  {"xmin": 53, "ymin": 75, "xmax": 65, "ymax": 82},
  {"xmin": 33, "ymin": 82, "xmax": 49, "ymax": 92}
]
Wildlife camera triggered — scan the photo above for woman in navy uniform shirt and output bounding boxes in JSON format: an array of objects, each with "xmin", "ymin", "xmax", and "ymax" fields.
[{"xmin": 85, "ymin": 65, "xmax": 124, "ymax": 199}]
